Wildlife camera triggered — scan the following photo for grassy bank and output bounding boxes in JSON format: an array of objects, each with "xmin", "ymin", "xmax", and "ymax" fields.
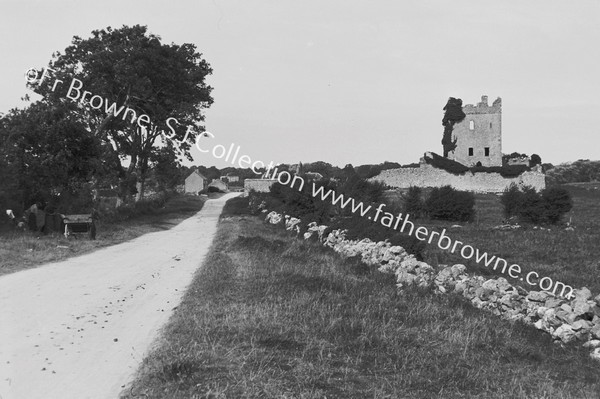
[
  {"xmin": 0, "ymin": 194, "xmax": 211, "ymax": 276},
  {"xmin": 123, "ymin": 197, "xmax": 600, "ymax": 398}
]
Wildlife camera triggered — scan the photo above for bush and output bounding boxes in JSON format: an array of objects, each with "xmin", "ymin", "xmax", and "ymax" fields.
[
  {"xmin": 99, "ymin": 192, "xmax": 174, "ymax": 222},
  {"xmin": 222, "ymin": 196, "xmax": 251, "ymax": 217},
  {"xmin": 500, "ymin": 183, "xmax": 522, "ymax": 218},
  {"xmin": 518, "ymin": 186, "xmax": 546, "ymax": 224},
  {"xmin": 403, "ymin": 186, "xmax": 424, "ymax": 219},
  {"xmin": 424, "ymin": 186, "xmax": 475, "ymax": 222},
  {"xmin": 500, "ymin": 185, "xmax": 573, "ymax": 224},
  {"xmin": 541, "ymin": 187, "xmax": 573, "ymax": 224},
  {"xmin": 207, "ymin": 186, "xmax": 223, "ymax": 193},
  {"xmin": 424, "ymin": 152, "xmax": 469, "ymax": 174},
  {"xmin": 470, "ymin": 164, "xmax": 531, "ymax": 178},
  {"xmin": 258, "ymin": 177, "xmax": 426, "ymax": 259},
  {"xmin": 530, "ymin": 154, "xmax": 542, "ymax": 167},
  {"xmin": 266, "ymin": 181, "xmax": 333, "ymax": 224},
  {"xmin": 425, "ymin": 152, "xmax": 530, "ymax": 177}
]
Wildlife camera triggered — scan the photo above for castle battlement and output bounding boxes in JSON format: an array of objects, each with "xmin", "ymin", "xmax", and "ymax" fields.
[{"xmin": 462, "ymin": 95, "xmax": 502, "ymax": 115}]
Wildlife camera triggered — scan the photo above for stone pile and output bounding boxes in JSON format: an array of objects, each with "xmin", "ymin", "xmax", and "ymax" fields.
[
  {"xmin": 262, "ymin": 210, "xmax": 600, "ymax": 360},
  {"xmin": 303, "ymin": 222, "xmax": 329, "ymax": 241},
  {"xmin": 284, "ymin": 215, "xmax": 301, "ymax": 234}
]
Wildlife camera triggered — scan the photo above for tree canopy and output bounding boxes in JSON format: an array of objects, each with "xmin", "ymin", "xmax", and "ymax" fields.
[
  {"xmin": 0, "ymin": 102, "xmax": 104, "ymax": 211},
  {"xmin": 28, "ymin": 24, "xmax": 214, "ymax": 200}
]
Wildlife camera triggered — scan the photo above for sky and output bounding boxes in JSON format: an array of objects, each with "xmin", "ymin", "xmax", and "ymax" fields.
[{"xmin": 1, "ymin": 0, "xmax": 599, "ymax": 169}]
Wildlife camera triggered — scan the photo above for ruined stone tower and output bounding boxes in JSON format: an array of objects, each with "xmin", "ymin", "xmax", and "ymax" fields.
[{"xmin": 448, "ymin": 95, "xmax": 502, "ymax": 167}]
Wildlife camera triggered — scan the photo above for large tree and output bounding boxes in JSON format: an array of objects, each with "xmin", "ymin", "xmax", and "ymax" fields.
[
  {"xmin": 28, "ymin": 24, "xmax": 213, "ymax": 200},
  {"xmin": 0, "ymin": 102, "xmax": 104, "ymax": 211}
]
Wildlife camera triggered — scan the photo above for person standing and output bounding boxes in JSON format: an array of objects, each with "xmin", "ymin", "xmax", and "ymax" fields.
[
  {"xmin": 36, "ymin": 202, "xmax": 46, "ymax": 234},
  {"xmin": 27, "ymin": 203, "xmax": 38, "ymax": 231}
]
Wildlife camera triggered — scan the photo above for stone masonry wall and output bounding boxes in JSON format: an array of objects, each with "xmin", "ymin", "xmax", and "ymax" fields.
[
  {"xmin": 370, "ymin": 163, "xmax": 546, "ymax": 193},
  {"xmin": 244, "ymin": 179, "xmax": 278, "ymax": 193}
]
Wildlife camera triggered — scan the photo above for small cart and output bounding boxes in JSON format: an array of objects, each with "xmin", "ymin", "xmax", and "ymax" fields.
[{"xmin": 62, "ymin": 214, "xmax": 97, "ymax": 239}]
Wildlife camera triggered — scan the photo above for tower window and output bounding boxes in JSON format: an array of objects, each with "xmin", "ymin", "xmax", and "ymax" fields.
[
  {"xmin": 484, "ymin": 147, "xmax": 490, "ymax": 156},
  {"xmin": 468, "ymin": 147, "xmax": 474, "ymax": 156},
  {"xmin": 489, "ymin": 122, "xmax": 492, "ymax": 128},
  {"xmin": 469, "ymin": 120, "xmax": 474, "ymax": 130}
]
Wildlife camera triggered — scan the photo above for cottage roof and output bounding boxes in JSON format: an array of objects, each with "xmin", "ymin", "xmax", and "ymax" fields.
[{"xmin": 186, "ymin": 170, "xmax": 207, "ymax": 181}]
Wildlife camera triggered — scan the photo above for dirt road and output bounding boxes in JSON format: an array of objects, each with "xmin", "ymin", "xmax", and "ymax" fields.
[{"xmin": 0, "ymin": 193, "xmax": 239, "ymax": 399}]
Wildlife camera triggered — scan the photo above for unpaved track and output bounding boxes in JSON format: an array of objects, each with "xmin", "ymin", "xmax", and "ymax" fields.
[{"xmin": 0, "ymin": 193, "xmax": 239, "ymax": 399}]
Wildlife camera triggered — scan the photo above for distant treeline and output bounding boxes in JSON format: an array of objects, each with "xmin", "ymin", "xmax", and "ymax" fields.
[
  {"xmin": 282, "ymin": 161, "xmax": 413, "ymax": 180},
  {"xmin": 545, "ymin": 160, "xmax": 600, "ymax": 185}
]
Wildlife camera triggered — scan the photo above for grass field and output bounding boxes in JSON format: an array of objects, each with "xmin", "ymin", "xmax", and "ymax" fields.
[
  {"xmin": 0, "ymin": 194, "xmax": 211, "ymax": 276},
  {"xmin": 123, "ymin": 196, "xmax": 600, "ymax": 399},
  {"xmin": 384, "ymin": 184, "xmax": 600, "ymax": 295}
]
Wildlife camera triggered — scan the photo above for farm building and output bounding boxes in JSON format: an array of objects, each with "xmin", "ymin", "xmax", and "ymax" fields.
[{"xmin": 184, "ymin": 170, "xmax": 208, "ymax": 194}]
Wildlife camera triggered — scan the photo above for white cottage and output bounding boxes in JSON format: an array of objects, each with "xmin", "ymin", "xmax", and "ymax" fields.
[{"xmin": 184, "ymin": 170, "xmax": 208, "ymax": 194}]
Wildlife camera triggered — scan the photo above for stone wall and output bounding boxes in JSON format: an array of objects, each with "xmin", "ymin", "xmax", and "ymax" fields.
[
  {"xmin": 370, "ymin": 163, "xmax": 545, "ymax": 193},
  {"xmin": 244, "ymin": 179, "xmax": 278, "ymax": 193},
  {"xmin": 261, "ymin": 209, "xmax": 600, "ymax": 361}
]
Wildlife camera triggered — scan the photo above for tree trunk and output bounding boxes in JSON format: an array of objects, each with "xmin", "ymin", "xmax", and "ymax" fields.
[
  {"xmin": 135, "ymin": 179, "xmax": 145, "ymax": 202},
  {"xmin": 134, "ymin": 159, "xmax": 149, "ymax": 202}
]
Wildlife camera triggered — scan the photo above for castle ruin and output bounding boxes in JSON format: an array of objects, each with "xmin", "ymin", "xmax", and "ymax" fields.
[
  {"xmin": 447, "ymin": 95, "xmax": 502, "ymax": 167},
  {"xmin": 370, "ymin": 95, "xmax": 545, "ymax": 193}
]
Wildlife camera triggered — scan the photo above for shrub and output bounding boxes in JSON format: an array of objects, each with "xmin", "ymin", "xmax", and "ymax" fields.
[
  {"xmin": 424, "ymin": 185, "xmax": 475, "ymax": 222},
  {"xmin": 500, "ymin": 185, "xmax": 572, "ymax": 224},
  {"xmin": 530, "ymin": 154, "xmax": 542, "ymax": 167},
  {"xmin": 207, "ymin": 186, "xmax": 223, "ymax": 193},
  {"xmin": 99, "ymin": 192, "xmax": 174, "ymax": 222},
  {"xmin": 222, "ymin": 196, "xmax": 251, "ymax": 217},
  {"xmin": 259, "ymin": 176, "xmax": 426, "ymax": 259},
  {"xmin": 542, "ymin": 187, "xmax": 573, "ymax": 224},
  {"xmin": 338, "ymin": 175, "xmax": 385, "ymax": 208},
  {"xmin": 426, "ymin": 152, "xmax": 530, "ymax": 177},
  {"xmin": 472, "ymin": 164, "xmax": 531, "ymax": 178},
  {"xmin": 518, "ymin": 186, "xmax": 546, "ymax": 224},
  {"xmin": 402, "ymin": 186, "xmax": 424, "ymax": 219},
  {"xmin": 424, "ymin": 153, "xmax": 469, "ymax": 174},
  {"xmin": 500, "ymin": 183, "xmax": 522, "ymax": 218},
  {"xmin": 268, "ymin": 181, "xmax": 332, "ymax": 224}
]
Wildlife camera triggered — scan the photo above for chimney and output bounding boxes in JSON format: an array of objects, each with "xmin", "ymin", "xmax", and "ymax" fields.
[{"xmin": 481, "ymin": 95, "xmax": 488, "ymax": 106}]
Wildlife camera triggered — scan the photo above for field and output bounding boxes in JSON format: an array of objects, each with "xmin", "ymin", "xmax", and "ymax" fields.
[
  {"xmin": 0, "ymin": 194, "xmax": 210, "ymax": 276},
  {"xmin": 123, "ymin": 193, "xmax": 600, "ymax": 399},
  {"xmin": 384, "ymin": 183, "xmax": 600, "ymax": 295}
]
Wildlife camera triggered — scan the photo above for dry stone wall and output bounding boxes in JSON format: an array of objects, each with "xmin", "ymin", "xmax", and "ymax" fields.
[
  {"xmin": 262, "ymin": 209, "xmax": 600, "ymax": 360},
  {"xmin": 370, "ymin": 163, "xmax": 545, "ymax": 193}
]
